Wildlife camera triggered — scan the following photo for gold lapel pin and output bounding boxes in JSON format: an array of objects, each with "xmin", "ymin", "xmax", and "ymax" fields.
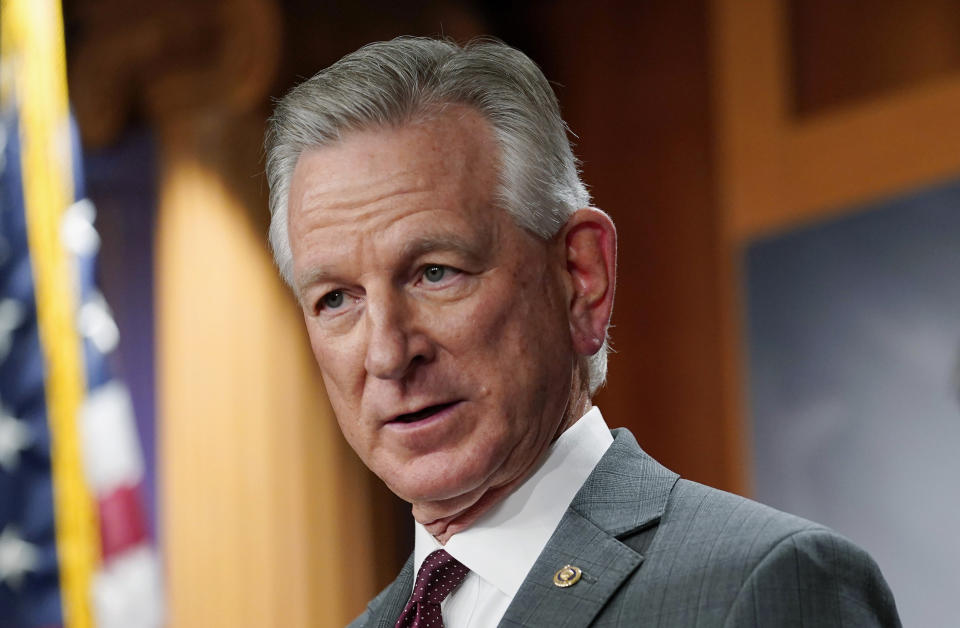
[{"xmin": 553, "ymin": 564, "xmax": 583, "ymax": 588}]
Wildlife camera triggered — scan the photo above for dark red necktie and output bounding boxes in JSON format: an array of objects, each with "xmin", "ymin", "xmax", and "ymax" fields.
[{"xmin": 395, "ymin": 549, "xmax": 470, "ymax": 628}]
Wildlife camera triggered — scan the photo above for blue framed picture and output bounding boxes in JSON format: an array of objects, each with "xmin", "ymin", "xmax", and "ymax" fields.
[{"xmin": 745, "ymin": 179, "xmax": 960, "ymax": 627}]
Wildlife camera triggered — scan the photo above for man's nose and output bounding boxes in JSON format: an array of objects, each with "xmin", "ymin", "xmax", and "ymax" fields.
[{"xmin": 363, "ymin": 296, "xmax": 433, "ymax": 380}]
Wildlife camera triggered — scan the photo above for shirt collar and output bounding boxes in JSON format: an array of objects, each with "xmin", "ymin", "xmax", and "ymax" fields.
[{"xmin": 413, "ymin": 406, "xmax": 613, "ymax": 597}]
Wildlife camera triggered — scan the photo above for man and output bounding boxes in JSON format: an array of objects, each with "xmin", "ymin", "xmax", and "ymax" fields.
[{"xmin": 265, "ymin": 37, "xmax": 900, "ymax": 627}]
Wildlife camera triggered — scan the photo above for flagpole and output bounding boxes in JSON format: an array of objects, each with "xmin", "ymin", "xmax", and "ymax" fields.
[{"xmin": 1, "ymin": 1, "xmax": 99, "ymax": 626}]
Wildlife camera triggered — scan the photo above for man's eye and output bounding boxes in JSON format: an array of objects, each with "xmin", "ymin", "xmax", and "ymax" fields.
[
  {"xmin": 320, "ymin": 290, "xmax": 345, "ymax": 310},
  {"xmin": 423, "ymin": 265, "xmax": 451, "ymax": 283},
  {"xmin": 424, "ymin": 265, "xmax": 446, "ymax": 283}
]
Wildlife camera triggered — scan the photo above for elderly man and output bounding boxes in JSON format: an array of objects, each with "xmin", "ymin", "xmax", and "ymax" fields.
[{"xmin": 265, "ymin": 37, "xmax": 899, "ymax": 627}]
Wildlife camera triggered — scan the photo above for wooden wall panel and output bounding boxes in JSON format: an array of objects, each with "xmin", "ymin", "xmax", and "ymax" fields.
[
  {"xmin": 714, "ymin": 0, "xmax": 960, "ymax": 241},
  {"xmin": 533, "ymin": 0, "xmax": 748, "ymax": 494},
  {"xmin": 155, "ymin": 116, "xmax": 382, "ymax": 626},
  {"xmin": 789, "ymin": 0, "xmax": 960, "ymax": 116}
]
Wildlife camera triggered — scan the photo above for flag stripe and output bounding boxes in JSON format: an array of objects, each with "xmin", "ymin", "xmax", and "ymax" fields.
[
  {"xmin": 2, "ymin": 1, "xmax": 100, "ymax": 627},
  {"xmin": 97, "ymin": 485, "xmax": 148, "ymax": 561}
]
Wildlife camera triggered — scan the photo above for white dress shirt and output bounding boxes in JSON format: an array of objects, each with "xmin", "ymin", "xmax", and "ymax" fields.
[{"xmin": 412, "ymin": 406, "xmax": 613, "ymax": 627}]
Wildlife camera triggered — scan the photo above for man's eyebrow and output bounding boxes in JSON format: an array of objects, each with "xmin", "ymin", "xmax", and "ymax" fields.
[
  {"xmin": 294, "ymin": 264, "xmax": 347, "ymax": 303},
  {"xmin": 297, "ymin": 266, "xmax": 337, "ymax": 290},
  {"xmin": 398, "ymin": 233, "xmax": 484, "ymax": 262}
]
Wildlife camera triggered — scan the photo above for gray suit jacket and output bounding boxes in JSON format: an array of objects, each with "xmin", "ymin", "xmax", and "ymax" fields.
[{"xmin": 349, "ymin": 428, "xmax": 900, "ymax": 627}]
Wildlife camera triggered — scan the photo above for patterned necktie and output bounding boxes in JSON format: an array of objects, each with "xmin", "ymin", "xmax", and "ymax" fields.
[{"xmin": 395, "ymin": 549, "xmax": 470, "ymax": 628}]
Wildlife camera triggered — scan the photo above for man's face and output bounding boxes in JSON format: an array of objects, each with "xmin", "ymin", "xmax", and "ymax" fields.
[{"xmin": 287, "ymin": 107, "xmax": 577, "ymax": 523}]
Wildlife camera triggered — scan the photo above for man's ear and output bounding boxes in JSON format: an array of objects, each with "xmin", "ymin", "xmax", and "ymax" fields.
[{"xmin": 560, "ymin": 208, "xmax": 617, "ymax": 357}]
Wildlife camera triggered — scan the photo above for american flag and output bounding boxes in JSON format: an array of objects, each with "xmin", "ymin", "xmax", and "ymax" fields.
[{"xmin": 0, "ymin": 1, "xmax": 162, "ymax": 626}]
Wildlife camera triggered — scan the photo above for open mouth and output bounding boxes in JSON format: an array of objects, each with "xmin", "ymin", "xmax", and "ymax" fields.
[{"xmin": 392, "ymin": 401, "xmax": 459, "ymax": 424}]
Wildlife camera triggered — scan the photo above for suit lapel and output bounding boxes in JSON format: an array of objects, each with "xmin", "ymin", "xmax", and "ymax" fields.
[
  {"xmin": 499, "ymin": 428, "xmax": 679, "ymax": 627},
  {"xmin": 498, "ymin": 508, "xmax": 643, "ymax": 626},
  {"xmin": 572, "ymin": 428, "xmax": 680, "ymax": 537}
]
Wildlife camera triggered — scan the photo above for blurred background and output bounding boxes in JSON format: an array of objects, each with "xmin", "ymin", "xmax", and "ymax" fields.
[{"xmin": 2, "ymin": 0, "xmax": 959, "ymax": 626}]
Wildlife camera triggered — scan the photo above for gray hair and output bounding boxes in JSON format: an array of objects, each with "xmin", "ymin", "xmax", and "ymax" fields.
[{"xmin": 265, "ymin": 36, "xmax": 609, "ymax": 393}]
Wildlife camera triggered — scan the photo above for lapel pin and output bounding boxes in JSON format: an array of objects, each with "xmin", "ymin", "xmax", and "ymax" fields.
[{"xmin": 553, "ymin": 564, "xmax": 583, "ymax": 588}]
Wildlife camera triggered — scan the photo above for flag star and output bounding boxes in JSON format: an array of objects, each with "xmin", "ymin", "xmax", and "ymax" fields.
[
  {"xmin": 0, "ymin": 526, "xmax": 38, "ymax": 589},
  {"xmin": 61, "ymin": 198, "xmax": 101, "ymax": 257},
  {"xmin": 0, "ymin": 406, "xmax": 31, "ymax": 472},
  {"xmin": 0, "ymin": 298, "xmax": 25, "ymax": 363},
  {"xmin": 77, "ymin": 291, "xmax": 119, "ymax": 354}
]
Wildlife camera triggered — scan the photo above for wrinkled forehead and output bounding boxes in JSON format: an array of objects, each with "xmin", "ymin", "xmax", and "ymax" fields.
[
  {"xmin": 286, "ymin": 107, "xmax": 519, "ymax": 286},
  {"xmin": 288, "ymin": 106, "xmax": 499, "ymax": 214}
]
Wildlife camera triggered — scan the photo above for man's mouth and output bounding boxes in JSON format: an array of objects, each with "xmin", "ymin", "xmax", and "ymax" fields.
[{"xmin": 392, "ymin": 401, "xmax": 459, "ymax": 424}]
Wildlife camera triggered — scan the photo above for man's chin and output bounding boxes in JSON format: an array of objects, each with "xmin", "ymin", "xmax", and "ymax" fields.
[
  {"xmin": 412, "ymin": 481, "xmax": 520, "ymax": 543},
  {"xmin": 376, "ymin": 451, "xmax": 492, "ymax": 511},
  {"xmin": 374, "ymin": 447, "xmax": 519, "ymax": 528},
  {"xmin": 404, "ymin": 481, "xmax": 488, "ymax": 523},
  {"xmin": 391, "ymin": 470, "xmax": 494, "ymax": 522}
]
